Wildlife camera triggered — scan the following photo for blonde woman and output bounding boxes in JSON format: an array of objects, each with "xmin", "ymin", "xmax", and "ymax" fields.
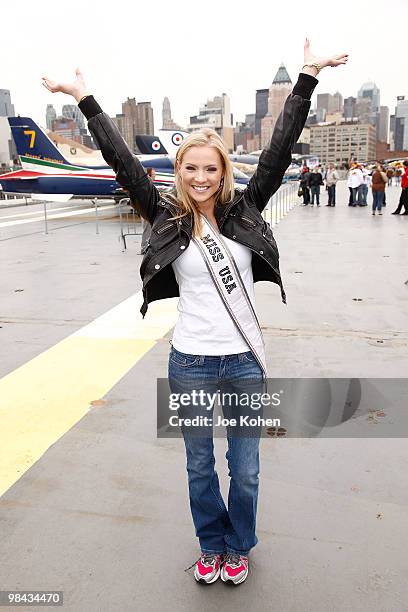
[{"xmin": 42, "ymin": 40, "xmax": 347, "ymax": 586}]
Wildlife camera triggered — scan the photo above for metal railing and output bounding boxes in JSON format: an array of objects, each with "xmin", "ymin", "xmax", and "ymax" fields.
[
  {"xmin": 38, "ymin": 197, "xmax": 105, "ymax": 236},
  {"xmin": 262, "ymin": 180, "xmax": 300, "ymax": 228},
  {"xmin": 0, "ymin": 192, "xmax": 32, "ymax": 205},
  {"xmin": 118, "ymin": 199, "xmax": 142, "ymax": 249}
]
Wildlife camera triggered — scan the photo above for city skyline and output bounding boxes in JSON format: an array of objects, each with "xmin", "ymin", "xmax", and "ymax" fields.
[
  {"xmin": 7, "ymin": 67, "xmax": 406, "ymax": 142},
  {"xmin": 5, "ymin": 74, "xmax": 403, "ymax": 140},
  {"xmin": 3, "ymin": 74, "xmax": 405, "ymax": 164},
  {"xmin": 1, "ymin": 0, "xmax": 406, "ymax": 134}
]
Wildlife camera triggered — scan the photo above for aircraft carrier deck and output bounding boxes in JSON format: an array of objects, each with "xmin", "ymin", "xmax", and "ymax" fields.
[{"xmin": 0, "ymin": 182, "xmax": 407, "ymax": 611}]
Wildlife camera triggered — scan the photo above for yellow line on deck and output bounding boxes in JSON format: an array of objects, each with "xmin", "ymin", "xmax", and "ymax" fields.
[{"xmin": 0, "ymin": 293, "xmax": 178, "ymax": 497}]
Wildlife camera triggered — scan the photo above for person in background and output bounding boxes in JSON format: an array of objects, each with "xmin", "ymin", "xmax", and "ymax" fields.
[
  {"xmin": 300, "ymin": 165, "xmax": 311, "ymax": 205},
  {"xmin": 386, "ymin": 167, "xmax": 394, "ymax": 187},
  {"xmin": 347, "ymin": 164, "xmax": 353, "ymax": 205},
  {"xmin": 358, "ymin": 165, "xmax": 370, "ymax": 206},
  {"xmin": 371, "ymin": 163, "xmax": 387, "ymax": 216},
  {"xmin": 347, "ymin": 163, "xmax": 364, "ymax": 206},
  {"xmin": 394, "ymin": 165, "xmax": 402, "ymax": 186},
  {"xmin": 325, "ymin": 163, "xmax": 339, "ymax": 206},
  {"xmin": 308, "ymin": 166, "xmax": 324, "ymax": 206},
  {"xmin": 391, "ymin": 159, "xmax": 408, "ymax": 215}
]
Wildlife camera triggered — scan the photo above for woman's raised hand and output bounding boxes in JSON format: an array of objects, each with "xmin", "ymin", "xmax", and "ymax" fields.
[
  {"xmin": 41, "ymin": 68, "xmax": 89, "ymax": 103},
  {"xmin": 304, "ymin": 38, "xmax": 349, "ymax": 70}
]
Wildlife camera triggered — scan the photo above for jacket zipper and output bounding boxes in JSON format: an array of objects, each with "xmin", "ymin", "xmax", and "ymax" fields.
[
  {"xmin": 156, "ymin": 221, "xmax": 175, "ymax": 235},
  {"xmin": 239, "ymin": 214, "xmax": 257, "ymax": 228}
]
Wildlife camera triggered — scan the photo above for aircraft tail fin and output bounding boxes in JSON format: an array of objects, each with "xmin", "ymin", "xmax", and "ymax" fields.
[
  {"xmin": 8, "ymin": 116, "xmax": 70, "ymax": 167},
  {"xmin": 135, "ymin": 135, "xmax": 168, "ymax": 155},
  {"xmin": 135, "ymin": 130, "xmax": 189, "ymax": 156}
]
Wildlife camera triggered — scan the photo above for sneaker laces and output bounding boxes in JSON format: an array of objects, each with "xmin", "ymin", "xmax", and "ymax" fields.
[
  {"xmin": 184, "ymin": 552, "xmax": 221, "ymax": 572},
  {"xmin": 224, "ymin": 552, "xmax": 242, "ymax": 567},
  {"xmin": 224, "ymin": 553, "xmax": 251, "ymax": 577}
]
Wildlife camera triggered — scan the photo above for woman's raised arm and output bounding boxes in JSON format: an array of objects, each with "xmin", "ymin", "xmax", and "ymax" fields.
[
  {"xmin": 245, "ymin": 40, "xmax": 348, "ymax": 213},
  {"xmin": 42, "ymin": 69, "xmax": 160, "ymax": 224}
]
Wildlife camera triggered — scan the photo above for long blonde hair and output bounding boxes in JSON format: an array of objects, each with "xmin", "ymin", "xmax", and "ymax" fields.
[{"xmin": 170, "ymin": 128, "xmax": 234, "ymax": 237}]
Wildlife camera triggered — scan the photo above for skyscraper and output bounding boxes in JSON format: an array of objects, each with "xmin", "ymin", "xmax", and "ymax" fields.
[
  {"xmin": 255, "ymin": 88, "xmax": 268, "ymax": 138},
  {"xmin": 357, "ymin": 82, "xmax": 380, "ymax": 113},
  {"xmin": 188, "ymin": 93, "xmax": 233, "ymax": 151},
  {"xmin": 344, "ymin": 96, "xmax": 356, "ymax": 120},
  {"xmin": 389, "ymin": 114, "xmax": 396, "ymax": 150},
  {"xmin": 331, "ymin": 92, "xmax": 343, "ymax": 114},
  {"xmin": 162, "ymin": 97, "xmax": 183, "ymax": 130},
  {"xmin": 261, "ymin": 64, "xmax": 292, "ymax": 147},
  {"xmin": 134, "ymin": 101, "xmax": 154, "ymax": 136},
  {"xmin": 394, "ymin": 96, "xmax": 408, "ymax": 151},
  {"xmin": 112, "ymin": 97, "xmax": 154, "ymax": 152},
  {"xmin": 46, "ymin": 104, "xmax": 57, "ymax": 130},
  {"xmin": 162, "ymin": 97, "xmax": 171, "ymax": 128},
  {"xmin": 316, "ymin": 93, "xmax": 330, "ymax": 113},
  {"xmin": 355, "ymin": 98, "xmax": 372, "ymax": 124},
  {"xmin": 377, "ymin": 106, "xmax": 389, "ymax": 143},
  {"xmin": 317, "ymin": 92, "xmax": 343, "ymax": 115},
  {"xmin": 0, "ymin": 89, "xmax": 15, "ymax": 117},
  {"xmin": 62, "ymin": 104, "xmax": 85, "ymax": 131},
  {"xmin": 0, "ymin": 90, "xmax": 15, "ymax": 166},
  {"xmin": 357, "ymin": 82, "xmax": 380, "ymax": 137}
]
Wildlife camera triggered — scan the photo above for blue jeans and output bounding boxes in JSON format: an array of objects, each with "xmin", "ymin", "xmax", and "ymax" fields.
[
  {"xmin": 358, "ymin": 184, "xmax": 368, "ymax": 206},
  {"xmin": 327, "ymin": 184, "xmax": 336, "ymax": 205},
  {"xmin": 168, "ymin": 346, "xmax": 264, "ymax": 555},
  {"xmin": 372, "ymin": 191, "xmax": 384, "ymax": 211},
  {"xmin": 349, "ymin": 187, "xmax": 358, "ymax": 205},
  {"xmin": 302, "ymin": 186, "xmax": 310, "ymax": 204},
  {"xmin": 310, "ymin": 185, "xmax": 320, "ymax": 205}
]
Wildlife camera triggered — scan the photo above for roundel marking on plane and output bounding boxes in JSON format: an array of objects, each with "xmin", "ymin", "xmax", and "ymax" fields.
[
  {"xmin": 152, "ymin": 140, "xmax": 161, "ymax": 151},
  {"xmin": 172, "ymin": 133, "xmax": 184, "ymax": 146}
]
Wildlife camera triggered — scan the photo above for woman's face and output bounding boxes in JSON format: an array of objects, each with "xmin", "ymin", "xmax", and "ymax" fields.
[{"xmin": 177, "ymin": 145, "xmax": 224, "ymax": 208}]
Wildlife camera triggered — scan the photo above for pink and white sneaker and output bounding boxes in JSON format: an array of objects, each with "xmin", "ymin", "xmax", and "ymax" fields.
[
  {"xmin": 221, "ymin": 553, "xmax": 249, "ymax": 585},
  {"xmin": 193, "ymin": 552, "xmax": 223, "ymax": 584}
]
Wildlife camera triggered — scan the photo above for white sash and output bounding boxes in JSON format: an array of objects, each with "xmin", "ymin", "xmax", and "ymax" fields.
[{"xmin": 192, "ymin": 215, "xmax": 267, "ymax": 378}]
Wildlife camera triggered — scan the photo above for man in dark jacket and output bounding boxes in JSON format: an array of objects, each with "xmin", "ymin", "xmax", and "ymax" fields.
[
  {"xmin": 300, "ymin": 166, "xmax": 311, "ymax": 205},
  {"xmin": 308, "ymin": 167, "xmax": 324, "ymax": 206}
]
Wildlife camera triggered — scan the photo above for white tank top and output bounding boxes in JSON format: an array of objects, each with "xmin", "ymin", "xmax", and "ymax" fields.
[{"xmin": 171, "ymin": 235, "xmax": 255, "ymax": 355}]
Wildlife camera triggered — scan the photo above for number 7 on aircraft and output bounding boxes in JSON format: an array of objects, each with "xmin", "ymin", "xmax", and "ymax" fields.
[{"xmin": 23, "ymin": 130, "xmax": 36, "ymax": 148}]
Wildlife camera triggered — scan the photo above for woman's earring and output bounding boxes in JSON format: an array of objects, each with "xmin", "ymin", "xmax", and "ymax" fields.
[{"xmin": 220, "ymin": 177, "xmax": 224, "ymax": 188}]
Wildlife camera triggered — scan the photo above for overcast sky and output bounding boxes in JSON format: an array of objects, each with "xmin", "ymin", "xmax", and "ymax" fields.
[{"xmin": 2, "ymin": 0, "xmax": 407, "ymax": 132}]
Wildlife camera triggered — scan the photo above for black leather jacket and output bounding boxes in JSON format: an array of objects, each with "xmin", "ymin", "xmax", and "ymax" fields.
[
  {"xmin": 308, "ymin": 172, "xmax": 324, "ymax": 187},
  {"xmin": 79, "ymin": 74, "xmax": 317, "ymax": 316}
]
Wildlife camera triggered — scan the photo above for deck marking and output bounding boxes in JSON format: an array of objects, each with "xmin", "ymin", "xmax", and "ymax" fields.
[
  {"xmin": 0, "ymin": 205, "xmax": 117, "ymax": 228},
  {"xmin": 0, "ymin": 203, "xmax": 113, "ymax": 220},
  {"xmin": 0, "ymin": 292, "xmax": 178, "ymax": 497}
]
